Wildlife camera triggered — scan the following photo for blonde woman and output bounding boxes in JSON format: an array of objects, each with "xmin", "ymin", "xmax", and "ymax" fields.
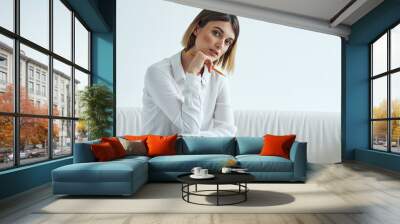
[{"xmin": 141, "ymin": 10, "xmax": 239, "ymax": 137}]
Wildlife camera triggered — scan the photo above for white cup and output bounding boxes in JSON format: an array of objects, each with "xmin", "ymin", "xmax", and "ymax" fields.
[
  {"xmin": 221, "ymin": 167, "xmax": 232, "ymax": 174},
  {"xmin": 191, "ymin": 167, "xmax": 202, "ymax": 176},
  {"xmin": 200, "ymin": 169, "xmax": 208, "ymax": 176}
]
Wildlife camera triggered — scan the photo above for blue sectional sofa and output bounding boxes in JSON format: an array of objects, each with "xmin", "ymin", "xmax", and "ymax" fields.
[{"xmin": 52, "ymin": 136, "xmax": 307, "ymax": 196}]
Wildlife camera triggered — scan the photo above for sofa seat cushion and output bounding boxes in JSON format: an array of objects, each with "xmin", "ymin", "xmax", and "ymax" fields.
[
  {"xmin": 53, "ymin": 159, "xmax": 147, "ymax": 183},
  {"xmin": 149, "ymin": 154, "xmax": 235, "ymax": 172},
  {"xmin": 236, "ymin": 155, "xmax": 293, "ymax": 172}
]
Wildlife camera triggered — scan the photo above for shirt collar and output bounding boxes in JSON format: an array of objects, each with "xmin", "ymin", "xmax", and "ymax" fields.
[{"xmin": 170, "ymin": 50, "xmax": 213, "ymax": 85}]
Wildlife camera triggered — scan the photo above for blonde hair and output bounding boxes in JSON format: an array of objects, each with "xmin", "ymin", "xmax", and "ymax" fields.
[{"xmin": 181, "ymin": 10, "xmax": 240, "ymax": 74}]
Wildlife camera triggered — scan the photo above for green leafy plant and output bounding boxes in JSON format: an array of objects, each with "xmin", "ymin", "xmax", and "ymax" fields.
[{"xmin": 79, "ymin": 84, "xmax": 113, "ymax": 140}]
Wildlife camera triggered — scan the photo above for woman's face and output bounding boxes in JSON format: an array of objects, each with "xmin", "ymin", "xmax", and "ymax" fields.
[{"xmin": 193, "ymin": 21, "xmax": 235, "ymax": 62}]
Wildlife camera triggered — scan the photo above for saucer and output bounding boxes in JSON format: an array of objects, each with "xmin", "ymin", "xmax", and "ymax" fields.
[{"xmin": 190, "ymin": 174, "xmax": 215, "ymax": 179}]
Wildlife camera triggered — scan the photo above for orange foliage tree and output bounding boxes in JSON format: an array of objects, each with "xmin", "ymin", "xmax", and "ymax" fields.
[
  {"xmin": 372, "ymin": 98, "xmax": 400, "ymax": 142},
  {"xmin": 0, "ymin": 84, "xmax": 60, "ymax": 151}
]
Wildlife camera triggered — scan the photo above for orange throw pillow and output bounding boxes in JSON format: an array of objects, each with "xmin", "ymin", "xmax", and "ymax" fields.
[
  {"xmin": 146, "ymin": 134, "xmax": 178, "ymax": 157},
  {"xmin": 91, "ymin": 142, "xmax": 118, "ymax": 161},
  {"xmin": 101, "ymin": 137, "xmax": 127, "ymax": 158},
  {"xmin": 260, "ymin": 134, "xmax": 296, "ymax": 159}
]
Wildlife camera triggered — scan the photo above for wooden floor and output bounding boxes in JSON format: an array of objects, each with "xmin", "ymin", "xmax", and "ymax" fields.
[{"xmin": 1, "ymin": 162, "xmax": 400, "ymax": 224}]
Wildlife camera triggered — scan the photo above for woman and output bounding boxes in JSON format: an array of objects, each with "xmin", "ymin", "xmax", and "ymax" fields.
[{"xmin": 141, "ymin": 9, "xmax": 239, "ymax": 137}]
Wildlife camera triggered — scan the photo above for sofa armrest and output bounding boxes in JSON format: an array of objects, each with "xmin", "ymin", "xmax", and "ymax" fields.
[
  {"xmin": 289, "ymin": 141, "xmax": 307, "ymax": 181},
  {"xmin": 73, "ymin": 140, "xmax": 100, "ymax": 163}
]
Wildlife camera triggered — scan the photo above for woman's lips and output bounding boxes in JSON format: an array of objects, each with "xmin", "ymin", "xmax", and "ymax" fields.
[{"xmin": 208, "ymin": 49, "xmax": 218, "ymax": 57}]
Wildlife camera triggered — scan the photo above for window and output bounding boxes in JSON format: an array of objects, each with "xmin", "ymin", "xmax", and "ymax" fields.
[
  {"xmin": 20, "ymin": 0, "xmax": 49, "ymax": 49},
  {"xmin": 75, "ymin": 17, "xmax": 89, "ymax": 69},
  {"xmin": 0, "ymin": 0, "xmax": 91, "ymax": 170},
  {"xmin": 35, "ymin": 70, "xmax": 40, "ymax": 81},
  {"xmin": 371, "ymin": 23, "xmax": 400, "ymax": 154},
  {"xmin": 28, "ymin": 81, "xmax": 34, "ymax": 94},
  {"xmin": 42, "ymin": 85, "xmax": 46, "ymax": 97},
  {"xmin": 0, "ymin": 0, "xmax": 13, "ymax": 32},
  {"xmin": 29, "ymin": 67, "xmax": 34, "ymax": 80},
  {"xmin": 54, "ymin": 0, "xmax": 72, "ymax": 60},
  {"xmin": 41, "ymin": 73, "xmax": 46, "ymax": 82},
  {"xmin": 0, "ymin": 71, "xmax": 6, "ymax": 85},
  {"xmin": 53, "ymin": 59, "xmax": 71, "ymax": 116},
  {"xmin": 35, "ymin": 84, "xmax": 40, "ymax": 95},
  {"xmin": 0, "ymin": 55, "xmax": 7, "ymax": 67},
  {"xmin": 0, "ymin": 34, "xmax": 13, "ymax": 113}
]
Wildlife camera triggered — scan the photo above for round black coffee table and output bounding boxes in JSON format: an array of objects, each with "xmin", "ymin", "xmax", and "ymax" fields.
[{"xmin": 177, "ymin": 172, "xmax": 255, "ymax": 206}]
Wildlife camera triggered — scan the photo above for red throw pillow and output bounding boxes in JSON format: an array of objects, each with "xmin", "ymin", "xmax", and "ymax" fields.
[
  {"xmin": 91, "ymin": 142, "xmax": 118, "ymax": 161},
  {"xmin": 101, "ymin": 137, "xmax": 127, "ymax": 158},
  {"xmin": 146, "ymin": 134, "xmax": 178, "ymax": 157},
  {"xmin": 260, "ymin": 134, "xmax": 296, "ymax": 159}
]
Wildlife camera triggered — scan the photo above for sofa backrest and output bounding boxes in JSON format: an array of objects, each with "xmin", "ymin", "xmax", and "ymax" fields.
[
  {"xmin": 177, "ymin": 136, "xmax": 236, "ymax": 155},
  {"xmin": 235, "ymin": 137, "xmax": 263, "ymax": 155}
]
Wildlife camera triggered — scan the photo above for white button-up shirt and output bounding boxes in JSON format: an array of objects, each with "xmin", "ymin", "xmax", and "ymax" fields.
[{"xmin": 141, "ymin": 51, "xmax": 237, "ymax": 137}]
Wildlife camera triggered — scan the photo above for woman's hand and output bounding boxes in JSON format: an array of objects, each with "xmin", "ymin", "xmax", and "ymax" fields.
[{"xmin": 185, "ymin": 49, "xmax": 214, "ymax": 75}]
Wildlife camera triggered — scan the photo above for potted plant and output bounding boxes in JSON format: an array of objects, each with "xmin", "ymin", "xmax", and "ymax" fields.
[{"xmin": 79, "ymin": 84, "xmax": 113, "ymax": 140}]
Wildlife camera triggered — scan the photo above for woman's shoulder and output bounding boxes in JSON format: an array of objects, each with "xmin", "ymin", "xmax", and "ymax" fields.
[{"xmin": 146, "ymin": 57, "xmax": 173, "ymax": 75}]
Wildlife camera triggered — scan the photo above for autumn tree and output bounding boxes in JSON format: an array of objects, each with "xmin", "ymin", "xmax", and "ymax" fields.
[
  {"xmin": 0, "ymin": 84, "xmax": 60, "ymax": 152},
  {"xmin": 372, "ymin": 98, "xmax": 400, "ymax": 143}
]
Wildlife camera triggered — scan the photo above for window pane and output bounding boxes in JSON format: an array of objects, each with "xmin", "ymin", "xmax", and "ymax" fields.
[
  {"xmin": 75, "ymin": 17, "xmax": 89, "ymax": 69},
  {"xmin": 75, "ymin": 120, "xmax": 88, "ymax": 143},
  {"xmin": 391, "ymin": 72, "xmax": 400, "ymax": 117},
  {"xmin": 53, "ymin": 119, "xmax": 72, "ymax": 157},
  {"xmin": 20, "ymin": 0, "xmax": 49, "ymax": 49},
  {"xmin": 372, "ymin": 121, "xmax": 387, "ymax": 151},
  {"xmin": 74, "ymin": 69, "xmax": 89, "ymax": 118},
  {"xmin": 0, "ymin": 116, "xmax": 13, "ymax": 170},
  {"xmin": 391, "ymin": 120, "xmax": 400, "ymax": 153},
  {"xmin": 53, "ymin": 0, "xmax": 72, "ymax": 60},
  {"xmin": 372, "ymin": 33, "xmax": 387, "ymax": 76},
  {"xmin": 372, "ymin": 77, "xmax": 387, "ymax": 119},
  {"xmin": 0, "ymin": 35, "xmax": 14, "ymax": 113},
  {"xmin": 53, "ymin": 59, "xmax": 72, "ymax": 117},
  {"xmin": 0, "ymin": 0, "xmax": 13, "ymax": 31},
  {"xmin": 20, "ymin": 44, "xmax": 49, "ymax": 115},
  {"xmin": 391, "ymin": 24, "xmax": 400, "ymax": 70},
  {"xmin": 20, "ymin": 117, "xmax": 49, "ymax": 165}
]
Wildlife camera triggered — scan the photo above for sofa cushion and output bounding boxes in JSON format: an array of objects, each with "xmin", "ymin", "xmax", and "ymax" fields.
[
  {"xmin": 179, "ymin": 136, "xmax": 236, "ymax": 155},
  {"xmin": 236, "ymin": 155, "xmax": 293, "ymax": 172},
  {"xmin": 52, "ymin": 158, "xmax": 148, "ymax": 183},
  {"xmin": 101, "ymin": 137, "xmax": 127, "ymax": 158},
  {"xmin": 118, "ymin": 138, "xmax": 147, "ymax": 156},
  {"xmin": 260, "ymin": 134, "xmax": 296, "ymax": 159},
  {"xmin": 148, "ymin": 154, "xmax": 235, "ymax": 172},
  {"xmin": 235, "ymin": 137, "xmax": 263, "ymax": 155},
  {"xmin": 91, "ymin": 142, "xmax": 118, "ymax": 161}
]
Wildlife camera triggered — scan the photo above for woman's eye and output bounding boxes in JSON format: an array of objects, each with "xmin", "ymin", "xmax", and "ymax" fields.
[
  {"xmin": 225, "ymin": 40, "xmax": 232, "ymax": 46},
  {"xmin": 212, "ymin": 30, "xmax": 221, "ymax": 37}
]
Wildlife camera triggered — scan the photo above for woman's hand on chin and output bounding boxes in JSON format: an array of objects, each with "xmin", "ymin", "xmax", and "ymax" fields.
[{"xmin": 185, "ymin": 49, "xmax": 214, "ymax": 75}]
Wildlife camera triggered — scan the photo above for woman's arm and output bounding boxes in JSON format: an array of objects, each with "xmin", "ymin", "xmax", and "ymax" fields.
[
  {"xmin": 194, "ymin": 78, "xmax": 237, "ymax": 137},
  {"xmin": 145, "ymin": 66, "xmax": 203, "ymax": 134}
]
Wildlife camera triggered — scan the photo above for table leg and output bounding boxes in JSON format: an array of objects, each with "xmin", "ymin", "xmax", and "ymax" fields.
[
  {"xmin": 217, "ymin": 184, "xmax": 219, "ymax": 206},
  {"xmin": 195, "ymin": 184, "xmax": 197, "ymax": 192},
  {"xmin": 245, "ymin": 183, "xmax": 247, "ymax": 201}
]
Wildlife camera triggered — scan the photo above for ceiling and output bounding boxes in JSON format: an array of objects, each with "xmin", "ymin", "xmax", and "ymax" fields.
[{"xmin": 165, "ymin": 0, "xmax": 384, "ymax": 39}]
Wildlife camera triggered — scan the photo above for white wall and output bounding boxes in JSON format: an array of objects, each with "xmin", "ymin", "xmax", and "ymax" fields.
[{"xmin": 116, "ymin": 0, "xmax": 341, "ymax": 112}]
